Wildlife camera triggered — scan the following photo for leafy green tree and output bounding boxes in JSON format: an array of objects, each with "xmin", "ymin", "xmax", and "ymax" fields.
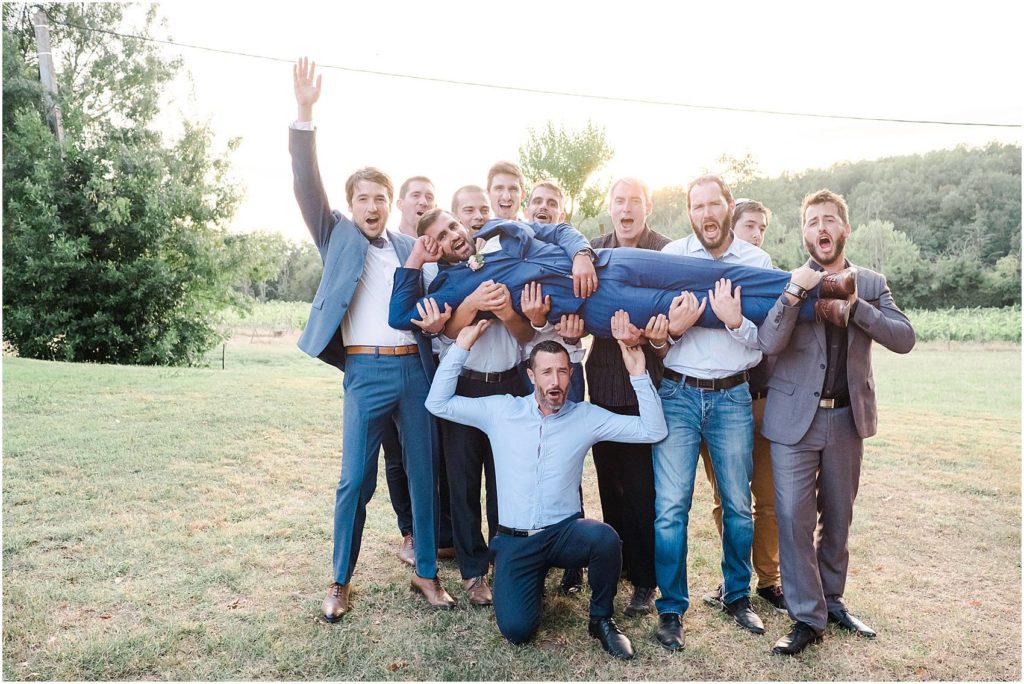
[
  {"xmin": 2, "ymin": 3, "xmax": 243, "ymax": 365},
  {"xmin": 518, "ymin": 121, "xmax": 613, "ymax": 223},
  {"xmin": 846, "ymin": 220, "xmax": 929, "ymax": 307}
]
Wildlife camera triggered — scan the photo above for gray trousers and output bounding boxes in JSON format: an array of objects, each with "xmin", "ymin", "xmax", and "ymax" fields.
[{"xmin": 771, "ymin": 406, "xmax": 863, "ymax": 633}]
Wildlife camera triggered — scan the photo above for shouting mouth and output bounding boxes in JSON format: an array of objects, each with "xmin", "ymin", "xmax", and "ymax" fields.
[{"xmin": 817, "ymin": 233, "xmax": 834, "ymax": 251}]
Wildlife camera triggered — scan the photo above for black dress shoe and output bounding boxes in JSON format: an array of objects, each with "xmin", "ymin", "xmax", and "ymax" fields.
[
  {"xmin": 560, "ymin": 567, "xmax": 584, "ymax": 595},
  {"xmin": 588, "ymin": 617, "xmax": 634, "ymax": 660},
  {"xmin": 723, "ymin": 596, "xmax": 765, "ymax": 635},
  {"xmin": 655, "ymin": 612, "xmax": 685, "ymax": 651},
  {"xmin": 772, "ymin": 621, "xmax": 823, "ymax": 656},
  {"xmin": 756, "ymin": 584, "xmax": 788, "ymax": 614},
  {"xmin": 828, "ymin": 609, "xmax": 877, "ymax": 638}
]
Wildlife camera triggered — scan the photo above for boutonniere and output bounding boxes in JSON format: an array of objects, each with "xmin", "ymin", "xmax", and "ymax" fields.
[{"xmin": 467, "ymin": 254, "xmax": 485, "ymax": 271}]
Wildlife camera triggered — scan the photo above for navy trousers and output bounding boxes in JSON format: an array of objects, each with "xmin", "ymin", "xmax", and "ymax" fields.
[{"xmin": 489, "ymin": 514, "xmax": 622, "ymax": 645}]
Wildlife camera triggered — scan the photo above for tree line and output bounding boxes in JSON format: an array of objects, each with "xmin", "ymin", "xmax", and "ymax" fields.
[{"xmin": 3, "ymin": 4, "xmax": 1019, "ymax": 367}]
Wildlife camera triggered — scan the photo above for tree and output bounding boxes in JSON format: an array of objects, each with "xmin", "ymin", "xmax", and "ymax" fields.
[
  {"xmin": 518, "ymin": 121, "xmax": 613, "ymax": 224},
  {"xmin": 2, "ymin": 4, "xmax": 244, "ymax": 365}
]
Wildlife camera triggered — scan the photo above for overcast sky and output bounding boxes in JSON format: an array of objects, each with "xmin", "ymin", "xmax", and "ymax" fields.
[{"xmin": 147, "ymin": 0, "xmax": 1022, "ymax": 241}]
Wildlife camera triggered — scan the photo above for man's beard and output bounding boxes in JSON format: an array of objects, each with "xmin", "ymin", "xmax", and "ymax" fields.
[
  {"xmin": 692, "ymin": 211, "xmax": 733, "ymax": 252},
  {"xmin": 536, "ymin": 387, "xmax": 566, "ymax": 413},
  {"xmin": 805, "ymin": 231, "xmax": 847, "ymax": 267}
]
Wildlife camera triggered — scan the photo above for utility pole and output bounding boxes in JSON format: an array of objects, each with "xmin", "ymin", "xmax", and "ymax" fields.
[{"xmin": 32, "ymin": 8, "xmax": 65, "ymax": 145}]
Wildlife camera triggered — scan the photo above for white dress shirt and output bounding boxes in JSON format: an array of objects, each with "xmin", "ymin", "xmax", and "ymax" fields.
[{"xmin": 661, "ymin": 234, "xmax": 772, "ymax": 379}]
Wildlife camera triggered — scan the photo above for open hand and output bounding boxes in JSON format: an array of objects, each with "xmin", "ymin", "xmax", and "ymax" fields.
[
  {"xmin": 410, "ymin": 298, "xmax": 452, "ymax": 334},
  {"xmin": 555, "ymin": 314, "xmax": 585, "ymax": 344},
  {"xmin": 455, "ymin": 319, "xmax": 493, "ymax": 351},
  {"xmin": 707, "ymin": 278, "xmax": 742, "ymax": 330},
  {"xmin": 611, "ymin": 310, "xmax": 644, "ymax": 348},
  {"xmin": 293, "ymin": 57, "xmax": 321, "ymax": 119},
  {"xmin": 520, "ymin": 281, "xmax": 552, "ymax": 327},
  {"xmin": 667, "ymin": 291, "xmax": 706, "ymax": 339}
]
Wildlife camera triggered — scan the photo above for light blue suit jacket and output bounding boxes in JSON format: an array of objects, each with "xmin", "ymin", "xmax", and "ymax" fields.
[{"xmin": 289, "ymin": 127, "xmax": 434, "ymax": 376}]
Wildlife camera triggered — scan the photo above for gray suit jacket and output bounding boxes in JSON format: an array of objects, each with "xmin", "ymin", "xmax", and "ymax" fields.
[
  {"xmin": 289, "ymin": 127, "xmax": 434, "ymax": 375},
  {"xmin": 758, "ymin": 262, "xmax": 915, "ymax": 445}
]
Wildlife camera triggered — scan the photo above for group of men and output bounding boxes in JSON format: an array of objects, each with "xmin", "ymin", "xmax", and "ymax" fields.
[{"xmin": 289, "ymin": 58, "xmax": 916, "ymax": 661}]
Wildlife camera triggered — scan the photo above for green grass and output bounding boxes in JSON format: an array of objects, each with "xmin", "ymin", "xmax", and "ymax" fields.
[
  {"xmin": 2, "ymin": 338, "xmax": 1020, "ymax": 680},
  {"xmin": 218, "ymin": 301, "xmax": 1023, "ymax": 344}
]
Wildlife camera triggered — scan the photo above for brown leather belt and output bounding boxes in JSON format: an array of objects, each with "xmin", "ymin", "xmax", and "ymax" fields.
[
  {"xmin": 663, "ymin": 368, "xmax": 749, "ymax": 390},
  {"xmin": 818, "ymin": 396, "xmax": 850, "ymax": 409},
  {"xmin": 460, "ymin": 367, "xmax": 518, "ymax": 383},
  {"xmin": 345, "ymin": 345, "xmax": 418, "ymax": 356}
]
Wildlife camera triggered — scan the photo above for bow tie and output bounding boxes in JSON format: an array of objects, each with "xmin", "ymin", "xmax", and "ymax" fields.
[{"xmin": 369, "ymin": 237, "xmax": 387, "ymax": 249}]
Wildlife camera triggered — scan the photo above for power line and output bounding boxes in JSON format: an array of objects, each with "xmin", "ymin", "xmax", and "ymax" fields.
[{"xmin": 42, "ymin": 13, "xmax": 1022, "ymax": 130}]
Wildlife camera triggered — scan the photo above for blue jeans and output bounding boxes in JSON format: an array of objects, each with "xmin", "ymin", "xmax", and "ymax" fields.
[{"xmin": 652, "ymin": 378, "xmax": 754, "ymax": 615}]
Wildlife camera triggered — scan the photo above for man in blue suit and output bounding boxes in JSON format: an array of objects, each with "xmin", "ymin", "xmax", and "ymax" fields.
[
  {"xmin": 290, "ymin": 58, "xmax": 455, "ymax": 622},
  {"xmin": 388, "ymin": 212, "xmax": 853, "ymax": 339}
]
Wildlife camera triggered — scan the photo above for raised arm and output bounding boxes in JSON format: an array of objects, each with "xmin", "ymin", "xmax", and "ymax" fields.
[
  {"xmin": 425, "ymin": 321, "xmax": 503, "ymax": 430},
  {"xmin": 588, "ymin": 339, "xmax": 667, "ymax": 444},
  {"xmin": 289, "ymin": 57, "xmax": 334, "ymax": 251}
]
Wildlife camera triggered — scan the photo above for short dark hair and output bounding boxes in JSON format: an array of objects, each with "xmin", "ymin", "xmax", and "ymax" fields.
[
  {"xmin": 801, "ymin": 188, "xmax": 849, "ymax": 226},
  {"xmin": 528, "ymin": 340, "xmax": 571, "ymax": 368},
  {"xmin": 733, "ymin": 198, "xmax": 771, "ymax": 226},
  {"xmin": 416, "ymin": 207, "xmax": 446, "ymax": 237},
  {"xmin": 399, "ymin": 175, "xmax": 433, "ymax": 199},
  {"xmin": 686, "ymin": 174, "xmax": 734, "ymax": 210},
  {"xmin": 346, "ymin": 167, "xmax": 394, "ymax": 205}
]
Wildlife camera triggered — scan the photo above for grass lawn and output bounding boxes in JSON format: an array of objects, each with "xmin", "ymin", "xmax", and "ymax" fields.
[{"xmin": 2, "ymin": 338, "xmax": 1020, "ymax": 680}]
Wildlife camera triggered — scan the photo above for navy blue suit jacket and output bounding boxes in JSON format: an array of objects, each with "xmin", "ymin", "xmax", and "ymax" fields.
[
  {"xmin": 389, "ymin": 219, "xmax": 818, "ymax": 338},
  {"xmin": 290, "ymin": 127, "xmax": 434, "ymax": 376},
  {"xmin": 388, "ymin": 219, "xmax": 590, "ymax": 331}
]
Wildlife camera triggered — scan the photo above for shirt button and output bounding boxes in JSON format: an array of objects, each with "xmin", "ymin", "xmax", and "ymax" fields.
[
  {"xmin": 820, "ymin": 364, "xmax": 826, "ymax": 369},
  {"xmin": 813, "ymin": 391, "xmax": 820, "ymax": 397}
]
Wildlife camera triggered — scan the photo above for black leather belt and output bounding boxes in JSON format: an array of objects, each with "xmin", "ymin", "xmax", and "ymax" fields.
[
  {"xmin": 663, "ymin": 368, "xmax": 749, "ymax": 390},
  {"xmin": 497, "ymin": 524, "xmax": 549, "ymax": 537},
  {"xmin": 818, "ymin": 396, "xmax": 850, "ymax": 409},
  {"xmin": 460, "ymin": 367, "xmax": 518, "ymax": 383}
]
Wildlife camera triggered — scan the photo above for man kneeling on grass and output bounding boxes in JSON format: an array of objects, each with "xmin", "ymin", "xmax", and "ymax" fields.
[{"xmin": 425, "ymin": 317, "xmax": 667, "ymax": 660}]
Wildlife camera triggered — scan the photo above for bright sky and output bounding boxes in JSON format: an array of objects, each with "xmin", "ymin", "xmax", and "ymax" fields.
[{"xmin": 149, "ymin": 0, "xmax": 1021, "ymax": 242}]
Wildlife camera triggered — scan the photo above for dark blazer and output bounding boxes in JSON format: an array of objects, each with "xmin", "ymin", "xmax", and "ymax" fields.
[
  {"xmin": 289, "ymin": 127, "xmax": 434, "ymax": 375},
  {"xmin": 758, "ymin": 262, "xmax": 915, "ymax": 445}
]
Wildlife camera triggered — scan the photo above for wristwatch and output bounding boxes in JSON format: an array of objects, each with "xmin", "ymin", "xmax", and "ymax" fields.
[
  {"xmin": 573, "ymin": 247, "xmax": 597, "ymax": 262},
  {"xmin": 783, "ymin": 281, "xmax": 808, "ymax": 300}
]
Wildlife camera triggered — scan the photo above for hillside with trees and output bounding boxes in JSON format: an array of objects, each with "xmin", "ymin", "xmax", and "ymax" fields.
[{"xmin": 612, "ymin": 143, "xmax": 1020, "ymax": 310}]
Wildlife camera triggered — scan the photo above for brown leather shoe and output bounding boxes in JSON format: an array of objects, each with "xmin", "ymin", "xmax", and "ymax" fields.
[
  {"xmin": 321, "ymin": 582, "xmax": 351, "ymax": 623},
  {"xmin": 820, "ymin": 267, "xmax": 858, "ymax": 299},
  {"xmin": 410, "ymin": 574, "xmax": 457, "ymax": 609},
  {"xmin": 397, "ymin": 534, "xmax": 415, "ymax": 567},
  {"xmin": 815, "ymin": 299, "xmax": 850, "ymax": 328},
  {"xmin": 462, "ymin": 575, "xmax": 493, "ymax": 606},
  {"xmin": 437, "ymin": 546, "xmax": 457, "ymax": 560}
]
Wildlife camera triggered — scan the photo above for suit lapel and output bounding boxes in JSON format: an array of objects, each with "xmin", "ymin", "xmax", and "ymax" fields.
[
  {"xmin": 806, "ymin": 258, "xmax": 827, "ymax": 355},
  {"xmin": 390, "ymin": 230, "xmax": 411, "ymax": 265}
]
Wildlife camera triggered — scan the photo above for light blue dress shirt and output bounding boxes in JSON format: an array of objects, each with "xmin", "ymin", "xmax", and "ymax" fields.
[{"xmin": 425, "ymin": 345, "xmax": 668, "ymax": 530}]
